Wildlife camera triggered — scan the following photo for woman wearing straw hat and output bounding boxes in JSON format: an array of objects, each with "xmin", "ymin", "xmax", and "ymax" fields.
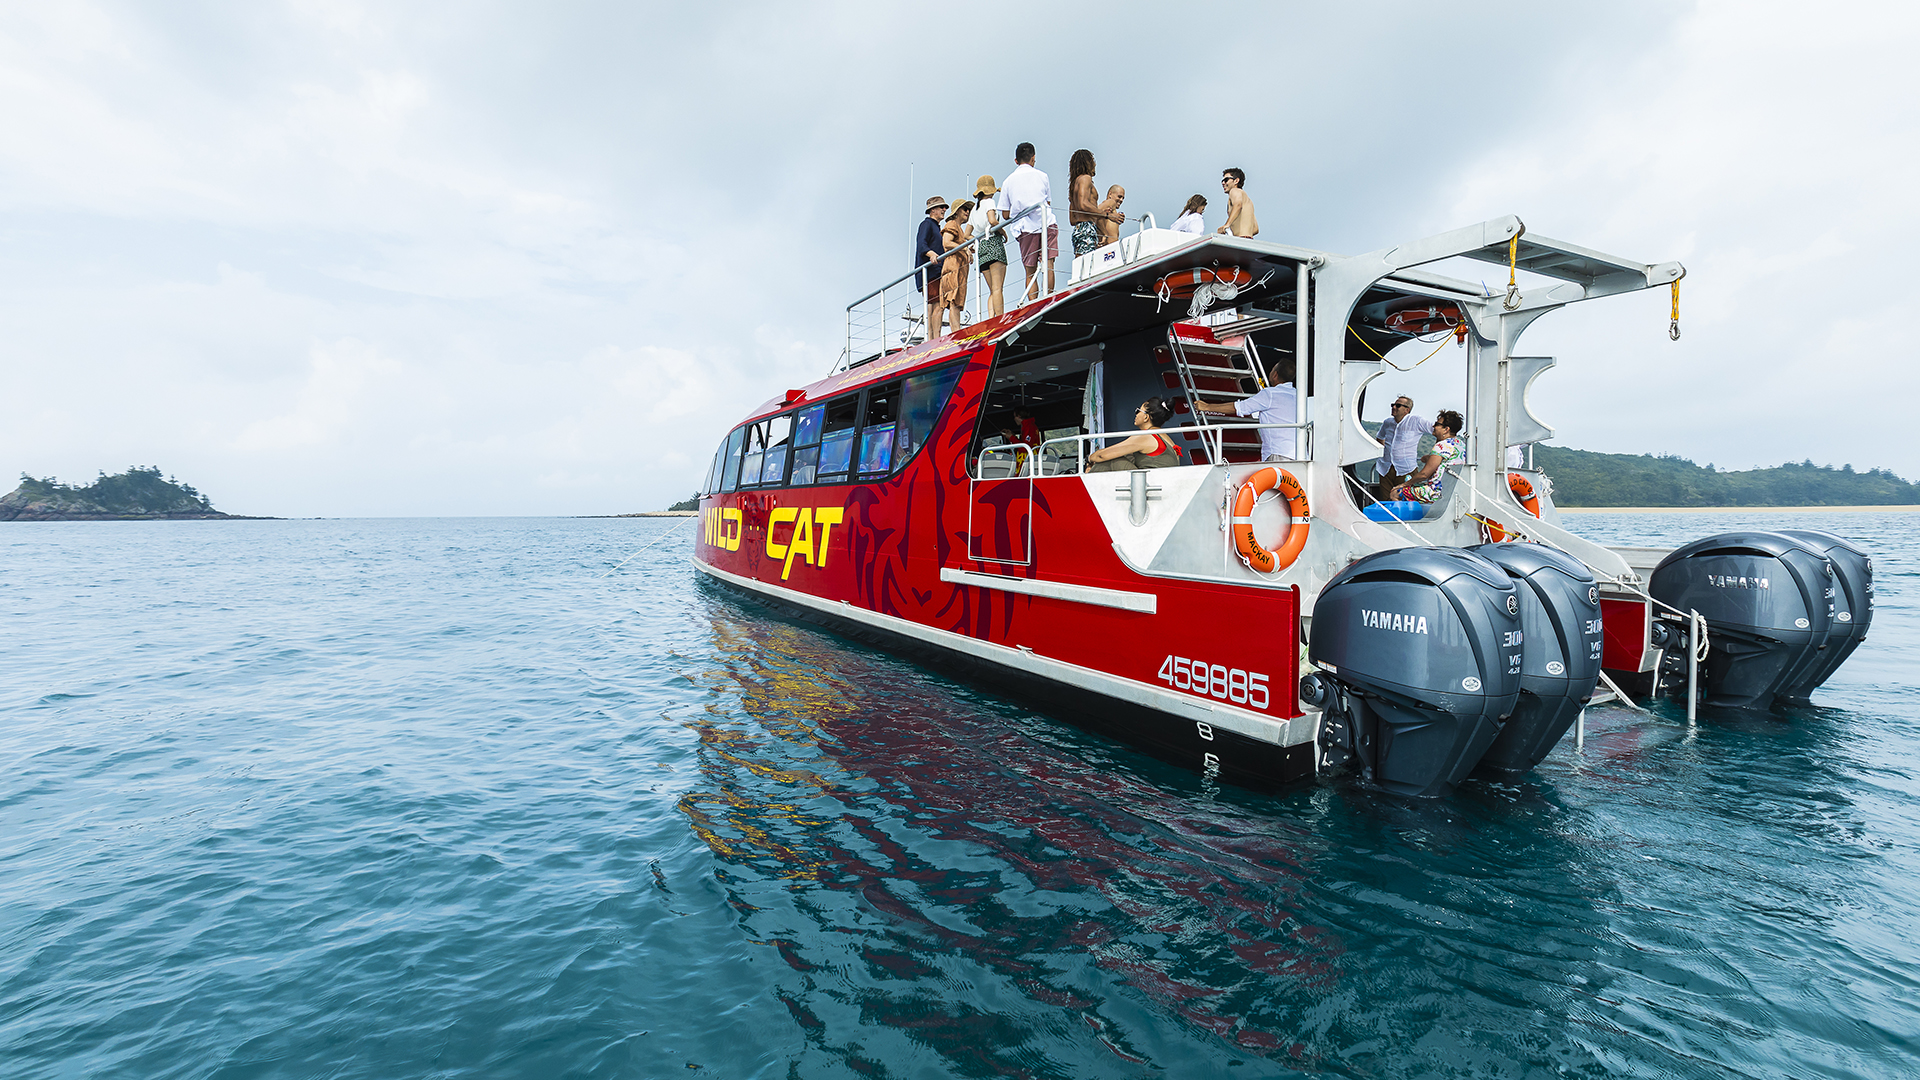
[{"xmin": 973, "ymin": 174, "xmax": 1008, "ymax": 319}]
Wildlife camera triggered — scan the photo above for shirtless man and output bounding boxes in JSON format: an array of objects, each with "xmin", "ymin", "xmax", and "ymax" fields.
[
  {"xmin": 1216, "ymin": 167, "xmax": 1259, "ymax": 238},
  {"xmin": 1067, "ymin": 149, "xmax": 1124, "ymax": 257},
  {"xmin": 1096, "ymin": 185, "xmax": 1126, "ymax": 247}
]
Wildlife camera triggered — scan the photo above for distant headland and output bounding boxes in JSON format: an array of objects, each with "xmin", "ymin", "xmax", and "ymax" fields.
[{"xmin": 1, "ymin": 467, "xmax": 270, "ymax": 521}]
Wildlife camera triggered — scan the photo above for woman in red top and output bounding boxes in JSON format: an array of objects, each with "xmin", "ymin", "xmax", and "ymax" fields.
[{"xmin": 1087, "ymin": 398, "xmax": 1184, "ymax": 472}]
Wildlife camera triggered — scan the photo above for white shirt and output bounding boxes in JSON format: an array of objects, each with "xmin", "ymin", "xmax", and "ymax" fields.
[
  {"xmin": 1170, "ymin": 211, "xmax": 1205, "ymax": 235},
  {"xmin": 1376, "ymin": 412, "xmax": 1432, "ymax": 472},
  {"xmin": 996, "ymin": 163, "xmax": 1053, "ymax": 236},
  {"xmin": 1233, "ymin": 383, "xmax": 1298, "ymax": 460}
]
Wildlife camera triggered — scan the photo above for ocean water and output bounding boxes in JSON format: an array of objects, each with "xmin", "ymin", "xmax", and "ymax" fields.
[{"xmin": 2, "ymin": 512, "xmax": 1916, "ymax": 1079}]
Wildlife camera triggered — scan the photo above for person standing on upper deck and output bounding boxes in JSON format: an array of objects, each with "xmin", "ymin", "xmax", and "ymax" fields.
[
  {"xmin": 1096, "ymin": 185, "xmax": 1126, "ymax": 247},
  {"xmin": 1193, "ymin": 358, "xmax": 1297, "ymax": 460},
  {"xmin": 1068, "ymin": 149, "xmax": 1125, "ymax": 258},
  {"xmin": 973, "ymin": 174, "xmax": 1009, "ymax": 320},
  {"xmin": 1216, "ymin": 168, "xmax": 1259, "ymax": 238},
  {"xmin": 998, "ymin": 143, "xmax": 1058, "ymax": 301},
  {"xmin": 1372, "ymin": 394, "xmax": 1431, "ymax": 498},
  {"xmin": 1171, "ymin": 195, "xmax": 1207, "ymax": 234},
  {"xmin": 914, "ymin": 196, "xmax": 949, "ymax": 338}
]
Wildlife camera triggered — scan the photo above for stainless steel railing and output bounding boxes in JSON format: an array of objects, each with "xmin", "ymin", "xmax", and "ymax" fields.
[{"xmin": 971, "ymin": 423, "xmax": 1313, "ymax": 479}]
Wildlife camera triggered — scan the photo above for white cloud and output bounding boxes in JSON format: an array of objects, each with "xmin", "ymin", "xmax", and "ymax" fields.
[{"xmin": 1, "ymin": 1, "xmax": 1914, "ymax": 513}]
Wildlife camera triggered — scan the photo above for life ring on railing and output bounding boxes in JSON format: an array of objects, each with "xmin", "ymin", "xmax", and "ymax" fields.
[
  {"xmin": 1488, "ymin": 473, "xmax": 1543, "ymax": 542},
  {"xmin": 1156, "ymin": 266, "xmax": 1253, "ymax": 301},
  {"xmin": 1232, "ymin": 467, "xmax": 1310, "ymax": 574}
]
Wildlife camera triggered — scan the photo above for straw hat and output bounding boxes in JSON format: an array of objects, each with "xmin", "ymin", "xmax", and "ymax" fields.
[
  {"xmin": 974, "ymin": 174, "xmax": 999, "ymax": 198},
  {"xmin": 925, "ymin": 195, "xmax": 948, "ymax": 211}
]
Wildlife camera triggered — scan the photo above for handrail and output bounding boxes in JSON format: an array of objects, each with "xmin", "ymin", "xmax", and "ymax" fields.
[
  {"xmin": 847, "ymin": 201, "xmax": 1047, "ymax": 310},
  {"xmin": 974, "ymin": 424, "xmax": 1313, "ymax": 479}
]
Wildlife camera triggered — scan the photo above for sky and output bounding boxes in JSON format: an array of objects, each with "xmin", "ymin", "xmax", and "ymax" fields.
[{"xmin": 2, "ymin": 1, "xmax": 1915, "ymax": 516}]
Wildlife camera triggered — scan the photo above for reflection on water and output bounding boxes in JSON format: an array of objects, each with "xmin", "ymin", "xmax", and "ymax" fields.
[{"xmin": 682, "ymin": 520, "xmax": 1920, "ymax": 1078}]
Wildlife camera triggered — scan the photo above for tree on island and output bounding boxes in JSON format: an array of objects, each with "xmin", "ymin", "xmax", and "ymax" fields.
[{"xmin": 2, "ymin": 466, "xmax": 239, "ymax": 520}]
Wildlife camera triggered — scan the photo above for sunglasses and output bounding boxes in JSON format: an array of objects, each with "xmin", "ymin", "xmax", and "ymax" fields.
[{"xmin": 1392, "ymin": 403, "xmax": 1410, "ymax": 409}]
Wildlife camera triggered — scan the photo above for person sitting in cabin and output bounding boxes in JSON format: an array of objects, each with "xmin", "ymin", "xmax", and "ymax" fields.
[
  {"xmin": 1171, "ymin": 194, "xmax": 1207, "ymax": 234},
  {"xmin": 973, "ymin": 174, "xmax": 1008, "ymax": 320},
  {"xmin": 1216, "ymin": 168, "xmax": 1258, "ymax": 238},
  {"xmin": 1391, "ymin": 410, "xmax": 1465, "ymax": 503},
  {"xmin": 1087, "ymin": 398, "xmax": 1186, "ymax": 472},
  {"xmin": 1067, "ymin": 149, "xmax": 1124, "ymax": 258},
  {"xmin": 999, "ymin": 406, "xmax": 1041, "ymax": 448},
  {"xmin": 916, "ymin": 195, "xmax": 949, "ymax": 336},
  {"xmin": 1191, "ymin": 358, "xmax": 1297, "ymax": 460},
  {"xmin": 1096, "ymin": 185, "xmax": 1126, "ymax": 247},
  {"xmin": 938, "ymin": 200, "xmax": 975, "ymax": 335},
  {"xmin": 1372, "ymin": 394, "xmax": 1431, "ymax": 499}
]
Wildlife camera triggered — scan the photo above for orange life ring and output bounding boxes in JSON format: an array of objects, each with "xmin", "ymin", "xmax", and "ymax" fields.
[
  {"xmin": 1488, "ymin": 473, "xmax": 1543, "ymax": 542},
  {"xmin": 1156, "ymin": 266, "xmax": 1253, "ymax": 301},
  {"xmin": 1232, "ymin": 467, "xmax": 1310, "ymax": 573}
]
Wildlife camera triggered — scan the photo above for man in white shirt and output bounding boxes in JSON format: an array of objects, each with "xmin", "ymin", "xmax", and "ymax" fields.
[
  {"xmin": 1193, "ymin": 359, "xmax": 1298, "ymax": 460},
  {"xmin": 1373, "ymin": 395, "xmax": 1431, "ymax": 497},
  {"xmin": 997, "ymin": 142, "xmax": 1058, "ymax": 300}
]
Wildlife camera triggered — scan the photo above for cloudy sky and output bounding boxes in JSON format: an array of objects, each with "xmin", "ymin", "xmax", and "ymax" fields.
[{"xmin": 3, "ymin": 1, "xmax": 1914, "ymax": 516}]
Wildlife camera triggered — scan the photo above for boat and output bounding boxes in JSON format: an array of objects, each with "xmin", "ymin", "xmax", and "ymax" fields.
[{"xmin": 690, "ymin": 208, "xmax": 1872, "ymax": 797}]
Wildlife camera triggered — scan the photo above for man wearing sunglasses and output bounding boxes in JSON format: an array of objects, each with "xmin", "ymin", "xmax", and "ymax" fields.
[
  {"xmin": 1373, "ymin": 395, "xmax": 1431, "ymax": 499},
  {"xmin": 1215, "ymin": 168, "xmax": 1259, "ymax": 238}
]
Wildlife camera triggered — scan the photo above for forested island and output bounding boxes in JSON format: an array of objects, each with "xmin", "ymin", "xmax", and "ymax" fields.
[
  {"xmin": 1533, "ymin": 447, "xmax": 1920, "ymax": 507},
  {"xmin": 0, "ymin": 467, "xmax": 264, "ymax": 521}
]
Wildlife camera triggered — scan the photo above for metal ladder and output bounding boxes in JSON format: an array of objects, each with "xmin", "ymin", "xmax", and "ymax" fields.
[{"xmin": 1165, "ymin": 326, "xmax": 1269, "ymax": 460}]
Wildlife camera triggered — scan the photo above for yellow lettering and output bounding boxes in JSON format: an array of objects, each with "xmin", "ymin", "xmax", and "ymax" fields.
[
  {"xmin": 722, "ymin": 507, "xmax": 742, "ymax": 551},
  {"xmin": 765, "ymin": 506, "xmax": 798, "ymax": 560},
  {"xmin": 811, "ymin": 506, "xmax": 844, "ymax": 568},
  {"xmin": 781, "ymin": 509, "xmax": 814, "ymax": 580}
]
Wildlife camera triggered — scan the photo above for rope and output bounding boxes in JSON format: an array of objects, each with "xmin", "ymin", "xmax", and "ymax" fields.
[
  {"xmin": 1669, "ymin": 280, "xmax": 1682, "ymax": 341},
  {"xmin": 600, "ymin": 513, "xmax": 698, "ymax": 577},
  {"xmin": 1503, "ymin": 233, "xmax": 1521, "ymax": 310},
  {"xmin": 1347, "ymin": 324, "xmax": 1454, "ymax": 371}
]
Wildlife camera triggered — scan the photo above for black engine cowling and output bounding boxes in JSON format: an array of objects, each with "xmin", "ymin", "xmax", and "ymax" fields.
[
  {"xmin": 1773, "ymin": 530, "xmax": 1874, "ymax": 704},
  {"xmin": 1466, "ymin": 543, "xmax": 1604, "ymax": 778},
  {"xmin": 1648, "ymin": 532, "xmax": 1836, "ymax": 710},
  {"xmin": 1309, "ymin": 547, "xmax": 1522, "ymax": 798}
]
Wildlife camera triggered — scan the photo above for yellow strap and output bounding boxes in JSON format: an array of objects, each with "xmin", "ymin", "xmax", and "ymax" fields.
[
  {"xmin": 1348, "ymin": 325, "xmax": 1454, "ymax": 371},
  {"xmin": 1502, "ymin": 234, "xmax": 1521, "ymax": 310},
  {"xmin": 1669, "ymin": 281, "xmax": 1682, "ymax": 341}
]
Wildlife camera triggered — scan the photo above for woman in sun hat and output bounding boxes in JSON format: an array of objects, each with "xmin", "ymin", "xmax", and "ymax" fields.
[{"xmin": 973, "ymin": 174, "xmax": 1008, "ymax": 319}]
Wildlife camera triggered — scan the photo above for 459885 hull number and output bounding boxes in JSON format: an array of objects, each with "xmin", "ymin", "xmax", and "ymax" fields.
[{"xmin": 1157, "ymin": 655, "xmax": 1270, "ymax": 710}]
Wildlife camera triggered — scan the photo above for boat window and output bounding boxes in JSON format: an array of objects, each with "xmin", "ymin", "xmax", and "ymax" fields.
[
  {"xmin": 718, "ymin": 425, "xmax": 747, "ymax": 493},
  {"xmin": 759, "ymin": 413, "xmax": 794, "ymax": 486},
  {"xmin": 816, "ymin": 395, "xmax": 861, "ymax": 481},
  {"xmin": 898, "ymin": 363, "xmax": 964, "ymax": 462},
  {"xmin": 739, "ymin": 421, "xmax": 768, "ymax": 489},
  {"xmin": 971, "ymin": 345, "xmax": 1098, "ymax": 478},
  {"xmin": 701, "ymin": 438, "xmax": 722, "ymax": 495},
  {"xmin": 794, "ymin": 403, "xmax": 825, "ymax": 448},
  {"xmin": 858, "ymin": 381, "xmax": 900, "ymax": 476}
]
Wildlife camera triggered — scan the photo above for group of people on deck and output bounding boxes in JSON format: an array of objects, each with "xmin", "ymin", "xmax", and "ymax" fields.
[{"xmin": 915, "ymin": 142, "xmax": 1260, "ymax": 338}]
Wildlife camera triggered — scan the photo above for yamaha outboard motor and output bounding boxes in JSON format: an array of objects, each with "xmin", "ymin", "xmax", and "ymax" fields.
[
  {"xmin": 1648, "ymin": 532, "xmax": 1835, "ymax": 710},
  {"xmin": 1774, "ymin": 530, "xmax": 1874, "ymax": 703},
  {"xmin": 1466, "ymin": 543, "xmax": 1604, "ymax": 779},
  {"xmin": 1303, "ymin": 547, "xmax": 1522, "ymax": 798}
]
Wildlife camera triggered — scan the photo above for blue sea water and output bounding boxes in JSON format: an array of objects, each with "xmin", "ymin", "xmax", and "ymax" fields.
[{"xmin": 2, "ymin": 512, "xmax": 1917, "ymax": 1079}]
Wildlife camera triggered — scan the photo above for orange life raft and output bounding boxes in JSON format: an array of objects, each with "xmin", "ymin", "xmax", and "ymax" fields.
[
  {"xmin": 1156, "ymin": 266, "xmax": 1254, "ymax": 301},
  {"xmin": 1232, "ymin": 467, "xmax": 1310, "ymax": 573}
]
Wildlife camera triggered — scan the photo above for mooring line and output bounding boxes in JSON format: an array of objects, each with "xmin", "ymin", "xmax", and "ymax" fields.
[{"xmin": 601, "ymin": 513, "xmax": 697, "ymax": 577}]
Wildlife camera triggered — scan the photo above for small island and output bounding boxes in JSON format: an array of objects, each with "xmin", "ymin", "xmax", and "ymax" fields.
[{"xmin": 1, "ymin": 466, "xmax": 267, "ymax": 521}]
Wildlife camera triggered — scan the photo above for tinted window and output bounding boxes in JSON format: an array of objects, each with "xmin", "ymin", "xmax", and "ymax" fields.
[
  {"xmin": 790, "ymin": 445, "xmax": 820, "ymax": 486},
  {"xmin": 718, "ymin": 426, "xmax": 747, "ymax": 492},
  {"xmin": 858, "ymin": 382, "xmax": 900, "ymax": 476},
  {"xmin": 760, "ymin": 414, "xmax": 794, "ymax": 485},
  {"xmin": 898, "ymin": 364, "xmax": 963, "ymax": 461},
  {"xmin": 795, "ymin": 403, "xmax": 824, "ymax": 447},
  {"xmin": 739, "ymin": 422, "xmax": 767, "ymax": 488},
  {"xmin": 817, "ymin": 395, "xmax": 860, "ymax": 480}
]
